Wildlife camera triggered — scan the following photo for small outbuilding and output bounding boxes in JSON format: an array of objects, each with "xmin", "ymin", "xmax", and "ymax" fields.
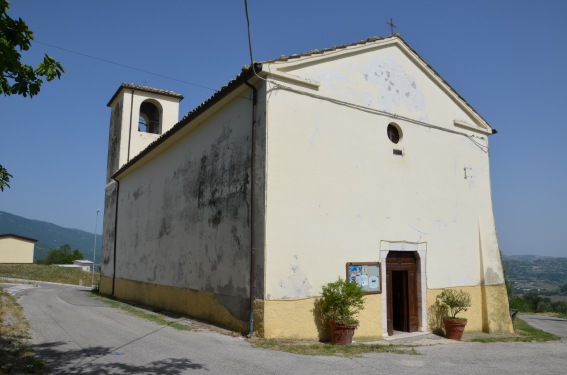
[
  {"xmin": 73, "ymin": 259, "xmax": 94, "ymax": 272},
  {"xmin": 0, "ymin": 234, "xmax": 37, "ymax": 264}
]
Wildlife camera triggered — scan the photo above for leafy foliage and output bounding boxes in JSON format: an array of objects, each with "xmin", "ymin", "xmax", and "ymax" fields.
[
  {"xmin": 0, "ymin": 163, "xmax": 12, "ymax": 191},
  {"xmin": 318, "ymin": 277, "xmax": 365, "ymax": 326},
  {"xmin": 1, "ymin": 0, "xmax": 65, "ymax": 193},
  {"xmin": 38, "ymin": 244, "xmax": 84, "ymax": 265},
  {"xmin": 0, "ymin": 0, "xmax": 64, "ymax": 98},
  {"xmin": 427, "ymin": 299, "xmax": 448, "ymax": 335},
  {"xmin": 509, "ymin": 292, "xmax": 567, "ymax": 318},
  {"xmin": 436, "ymin": 289, "xmax": 471, "ymax": 319}
]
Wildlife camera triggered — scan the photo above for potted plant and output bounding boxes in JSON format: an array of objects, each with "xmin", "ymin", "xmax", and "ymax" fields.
[
  {"xmin": 436, "ymin": 288, "xmax": 471, "ymax": 341},
  {"xmin": 318, "ymin": 277, "xmax": 365, "ymax": 344}
]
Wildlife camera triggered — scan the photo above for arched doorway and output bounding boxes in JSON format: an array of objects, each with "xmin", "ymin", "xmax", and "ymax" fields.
[{"xmin": 386, "ymin": 251, "xmax": 418, "ymax": 335}]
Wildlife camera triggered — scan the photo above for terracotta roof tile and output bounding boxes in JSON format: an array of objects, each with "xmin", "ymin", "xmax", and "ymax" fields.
[{"xmin": 107, "ymin": 83, "xmax": 184, "ymax": 107}]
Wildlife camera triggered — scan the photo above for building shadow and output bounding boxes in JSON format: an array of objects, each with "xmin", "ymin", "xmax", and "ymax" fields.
[
  {"xmin": 32, "ymin": 341, "xmax": 206, "ymax": 374},
  {"xmin": 312, "ymin": 298, "xmax": 330, "ymax": 342}
]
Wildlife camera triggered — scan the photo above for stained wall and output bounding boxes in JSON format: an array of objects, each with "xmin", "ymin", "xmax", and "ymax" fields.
[{"xmin": 102, "ymin": 86, "xmax": 265, "ymax": 323}]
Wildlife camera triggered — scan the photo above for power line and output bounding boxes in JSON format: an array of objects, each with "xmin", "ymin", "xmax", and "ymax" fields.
[
  {"xmin": 243, "ymin": 0, "xmax": 266, "ymax": 83},
  {"xmin": 33, "ymin": 40, "xmax": 219, "ymax": 93}
]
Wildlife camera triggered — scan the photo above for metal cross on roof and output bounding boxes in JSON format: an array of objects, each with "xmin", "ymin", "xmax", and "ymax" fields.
[{"xmin": 386, "ymin": 18, "xmax": 397, "ymax": 34}]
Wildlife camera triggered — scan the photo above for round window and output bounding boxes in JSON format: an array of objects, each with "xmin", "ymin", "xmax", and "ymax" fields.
[{"xmin": 387, "ymin": 123, "xmax": 402, "ymax": 144}]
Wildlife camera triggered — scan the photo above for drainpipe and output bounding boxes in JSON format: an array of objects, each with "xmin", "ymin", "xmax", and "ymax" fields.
[
  {"xmin": 111, "ymin": 178, "xmax": 120, "ymax": 296},
  {"xmin": 244, "ymin": 79, "xmax": 257, "ymax": 338}
]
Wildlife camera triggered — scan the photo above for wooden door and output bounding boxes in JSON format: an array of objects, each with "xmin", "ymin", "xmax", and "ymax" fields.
[
  {"xmin": 408, "ymin": 269, "xmax": 418, "ymax": 332},
  {"xmin": 386, "ymin": 252, "xmax": 418, "ymax": 335},
  {"xmin": 386, "ymin": 269, "xmax": 393, "ymax": 335}
]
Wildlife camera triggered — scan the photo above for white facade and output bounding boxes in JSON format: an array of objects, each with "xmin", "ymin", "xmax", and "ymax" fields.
[{"xmin": 262, "ymin": 38, "xmax": 502, "ymax": 295}]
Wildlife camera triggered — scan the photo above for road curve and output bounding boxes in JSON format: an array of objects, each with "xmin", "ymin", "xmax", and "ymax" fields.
[
  {"xmin": 15, "ymin": 283, "xmax": 567, "ymax": 375},
  {"xmin": 519, "ymin": 314, "xmax": 567, "ymax": 338}
]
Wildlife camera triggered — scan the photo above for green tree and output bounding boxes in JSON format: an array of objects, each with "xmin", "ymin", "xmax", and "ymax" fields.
[
  {"xmin": 560, "ymin": 282, "xmax": 567, "ymax": 295},
  {"xmin": 552, "ymin": 301, "xmax": 567, "ymax": 315},
  {"xmin": 42, "ymin": 244, "xmax": 84, "ymax": 265},
  {"xmin": 1, "ymin": 0, "xmax": 64, "ymax": 97},
  {"xmin": 1, "ymin": 0, "xmax": 65, "ymax": 191},
  {"xmin": 536, "ymin": 300, "xmax": 553, "ymax": 313},
  {"xmin": 522, "ymin": 291, "xmax": 544, "ymax": 312},
  {"xmin": 0, "ymin": 164, "xmax": 11, "ymax": 191}
]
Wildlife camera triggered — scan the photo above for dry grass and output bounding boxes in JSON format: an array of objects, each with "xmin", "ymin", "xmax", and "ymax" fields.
[
  {"xmin": 0, "ymin": 264, "xmax": 98, "ymax": 286},
  {"xmin": 89, "ymin": 294, "xmax": 192, "ymax": 331},
  {"xmin": 251, "ymin": 339, "xmax": 417, "ymax": 357},
  {"xmin": 470, "ymin": 318, "xmax": 560, "ymax": 343},
  {"xmin": 0, "ymin": 287, "xmax": 47, "ymax": 374}
]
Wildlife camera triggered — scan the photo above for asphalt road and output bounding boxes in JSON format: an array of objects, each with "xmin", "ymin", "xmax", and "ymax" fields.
[
  {"xmin": 519, "ymin": 314, "xmax": 567, "ymax": 338},
  {"xmin": 9, "ymin": 283, "xmax": 567, "ymax": 375}
]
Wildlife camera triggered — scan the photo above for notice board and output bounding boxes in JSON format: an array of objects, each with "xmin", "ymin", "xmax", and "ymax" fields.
[{"xmin": 346, "ymin": 262, "xmax": 381, "ymax": 294}]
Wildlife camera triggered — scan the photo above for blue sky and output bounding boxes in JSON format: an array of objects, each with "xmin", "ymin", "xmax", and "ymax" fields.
[{"xmin": 1, "ymin": 1, "xmax": 565, "ymax": 257}]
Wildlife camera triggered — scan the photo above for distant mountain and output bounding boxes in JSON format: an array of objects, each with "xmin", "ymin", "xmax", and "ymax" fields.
[
  {"xmin": 503, "ymin": 254, "xmax": 556, "ymax": 261},
  {"xmin": 502, "ymin": 255, "xmax": 567, "ymax": 295},
  {"xmin": 0, "ymin": 211, "xmax": 102, "ymax": 263}
]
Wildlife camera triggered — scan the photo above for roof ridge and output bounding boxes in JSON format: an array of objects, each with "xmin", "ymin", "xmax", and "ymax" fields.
[{"xmin": 262, "ymin": 34, "xmax": 399, "ymax": 63}]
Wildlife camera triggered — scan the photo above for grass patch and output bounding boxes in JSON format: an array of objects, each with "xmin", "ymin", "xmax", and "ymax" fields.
[
  {"xmin": 0, "ymin": 264, "xmax": 98, "ymax": 286},
  {"xmin": 252, "ymin": 339, "xmax": 417, "ymax": 357},
  {"xmin": 470, "ymin": 318, "xmax": 560, "ymax": 343},
  {"xmin": 0, "ymin": 287, "xmax": 47, "ymax": 374},
  {"xmin": 89, "ymin": 293, "xmax": 191, "ymax": 331}
]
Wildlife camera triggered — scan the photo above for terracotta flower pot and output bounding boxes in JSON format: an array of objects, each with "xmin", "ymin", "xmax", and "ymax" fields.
[
  {"xmin": 329, "ymin": 321, "xmax": 357, "ymax": 345},
  {"xmin": 443, "ymin": 318, "xmax": 467, "ymax": 341}
]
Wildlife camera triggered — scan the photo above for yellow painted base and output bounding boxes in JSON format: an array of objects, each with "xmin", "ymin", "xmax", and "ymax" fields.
[
  {"xmin": 99, "ymin": 276, "xmax": 513, "ymax": 339},
  {"xmin": 257, "ymin": 294, "xmax": 383, "ymax": 340},
  {"xmin": 426, "ymin": 284, "xmax": 514, "ymax": 334},
  {"xmin": 99, "ymin": 276, "xmax": 247, "ymax": 333}
]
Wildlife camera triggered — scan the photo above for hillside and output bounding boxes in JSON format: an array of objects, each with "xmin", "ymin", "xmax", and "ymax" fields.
[
  {"xmin": 503, "ymin": 255, "xmax": 567, "ymax": 295},
  {"xmin": 0, "ymin": 211, "xmax": 102, "ymax": 263}
]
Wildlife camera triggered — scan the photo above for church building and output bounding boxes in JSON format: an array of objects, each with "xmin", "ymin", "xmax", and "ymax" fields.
[{"xmin": 100, "ymin": 35, "xmax": 513, "ymax": 339}]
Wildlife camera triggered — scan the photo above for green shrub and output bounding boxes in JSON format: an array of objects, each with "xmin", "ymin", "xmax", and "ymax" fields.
[
  {"xmin": 509, "ymin": 298, "xmax": 533, "ymax": 312},
  {"xmin": 436, "ymin": 289, "xmax": 471, "ymax": 320},
  {"xmin": 319, "ymin": 277, "xmax": 365, "ymax": 326}
]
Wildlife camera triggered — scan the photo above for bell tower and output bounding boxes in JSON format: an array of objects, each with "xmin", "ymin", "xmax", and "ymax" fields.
[
  {"xmin": 101, "ymin": 84, "xmax": 183, "ymax": 296},
  {"xmin": 105, "ymin": 83, "xmax": 184, "ymax": 181}
]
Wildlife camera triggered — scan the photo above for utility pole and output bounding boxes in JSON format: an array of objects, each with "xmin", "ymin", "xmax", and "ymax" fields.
[{"xmin": 92, "ymin": 209, "xmax": 100, "ymax": 288}]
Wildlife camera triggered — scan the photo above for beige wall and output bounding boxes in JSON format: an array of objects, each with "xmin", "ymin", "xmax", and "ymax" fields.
[
  {"xmin": 0, "ymin": 236, "xmax": 35, "ymax": 263},
  {"xmin": 257, "ymin": 37, "xmax": 509, "ymax": 337},
  {"xmin": 262, "ymin": 39, "xmax": 503, "ymax": 301}
]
